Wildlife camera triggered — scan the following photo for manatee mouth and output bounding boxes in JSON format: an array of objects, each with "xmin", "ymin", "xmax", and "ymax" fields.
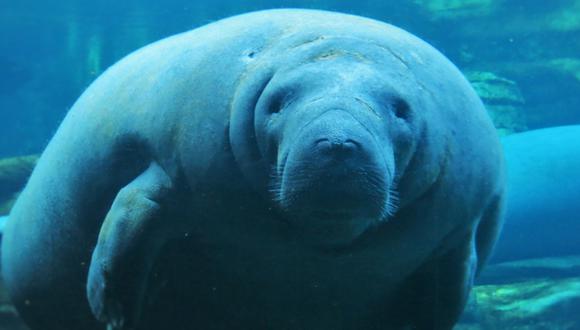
[
  {"xmin": 270, "ymin": 163, "xmax": 393, "ymax": 246},
  {"xmin": 269, "ymin": 124, "xmax": 398, "ymax": 220},
  {"xmin": 307, "ymin": 209, "xmax": 361, "ymax": 221},
  {"xmin": 296, "ymin": 207, "xmax": 378, "ymax": 222},
  {"xmin": 269, "ymin": 154, "xmax": 397, "ymax": 224}
]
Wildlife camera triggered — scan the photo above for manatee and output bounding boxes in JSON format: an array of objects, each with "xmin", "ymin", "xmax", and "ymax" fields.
[
  {"xmin": 1, "ymin": 9, "xmax": 505, "ymax": 330},
  {"xmin": 491, "ymin": 125, "xmax": 580, "ymax": 263}
]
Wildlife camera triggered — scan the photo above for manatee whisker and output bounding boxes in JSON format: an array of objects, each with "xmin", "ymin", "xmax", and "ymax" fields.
[{"xmin": 381, "ymin": 184, "xmax": 400, "ymax": 219}]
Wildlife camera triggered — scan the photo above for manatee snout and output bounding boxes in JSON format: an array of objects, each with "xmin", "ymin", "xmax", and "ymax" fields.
[
  {"xmin": 314, "ymin": 137, "xmax": 360, "ymax": 160},
  {"xmin": 273, "ymin": 109, "xmax": 394, "ymax": 243},
  {"xmin": 286, "ymin": 110, "xmax": 385, "ymax": 179},
  {"xmin": 302, "ymin": 110, "xmax": 372, "ymax": 167}
]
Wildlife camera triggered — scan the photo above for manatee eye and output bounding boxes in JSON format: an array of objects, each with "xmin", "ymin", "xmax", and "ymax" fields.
[
  {"xmin": 392, "ymin": 98, "xmax": 411, "ymax": 121},
  {"xmin": 268, "ymin": 97, "xmax": 283, "ymax": 114},
  {"xmin": 268, "ymin": 91, "xmax": 295, "ymax": 115}
]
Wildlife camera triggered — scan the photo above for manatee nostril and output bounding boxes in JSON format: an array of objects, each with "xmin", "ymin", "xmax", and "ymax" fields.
[
  {"xmin": 314, "ymin": 138, "xmax": 330, "ymax": 146},
  {"xmin": 314, "ymin": 138, "xmax": 360, "ymax": 155},
  {"xmin": 343, "ymin": 139, "xmax": 360, "ymax": 149}
]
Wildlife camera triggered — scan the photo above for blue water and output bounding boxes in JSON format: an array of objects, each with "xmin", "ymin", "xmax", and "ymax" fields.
[{"xmin": 1, "ymin": 1, "xmax": 579, "ymax": 329}]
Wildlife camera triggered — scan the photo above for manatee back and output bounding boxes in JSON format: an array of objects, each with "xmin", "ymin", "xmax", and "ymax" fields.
[{"xmin": 493, "ymin": 125, "xmax": 580, "ymax": 262}]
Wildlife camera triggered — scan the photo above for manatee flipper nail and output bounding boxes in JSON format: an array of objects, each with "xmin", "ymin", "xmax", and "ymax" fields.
[{"xmin": 87, "ymin": 162, "xmax": 172, "ymax": 329}]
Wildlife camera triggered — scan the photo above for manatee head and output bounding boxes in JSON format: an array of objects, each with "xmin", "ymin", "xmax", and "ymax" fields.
[{"xmin": 231, "ymin": 37, "xmax": 419, "ymax": 246}]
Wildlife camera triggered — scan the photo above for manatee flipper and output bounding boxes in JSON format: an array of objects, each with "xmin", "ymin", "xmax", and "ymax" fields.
[
  {"xmin": 87, "ymin": 162, "xmax": 173, "ymax": 329},
  {"xmin": 421, "ymin": 234, "xmax": 477, "ymax": 330},
  {"xmin": 384, "ymin": 229, "xmax": 477, "ymax": 330},
  {"xmin": 398, "ymin": 196, "xmax": 504, "ymax": 329},
  {"xmin": 474, "ymin": 195, "xmax": 505, "ymax": 273}
]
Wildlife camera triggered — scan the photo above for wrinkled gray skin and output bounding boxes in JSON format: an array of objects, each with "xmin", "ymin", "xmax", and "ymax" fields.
[{"xmin": 1, "ymin": 9, "xmax": 505, "ymax": 330}]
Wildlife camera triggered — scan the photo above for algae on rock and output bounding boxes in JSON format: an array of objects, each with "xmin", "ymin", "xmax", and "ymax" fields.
[
  {"xmin": 413, "ymin": 0, "xmax": 498, "ymax": 20},
  {"xmin": 466, "ymin": 71, "xmax": 527, "ymax": 135},
  {"xmin": 0, "ymin": 155, "xmax": 38, "ymax": 213},
  {"xmin": 458, "ymin": 256, "xmax": 580, "ymax": 330},
  {"xmin": 467, "ymin": 278, "xmax": 580, "ymax": 329}
]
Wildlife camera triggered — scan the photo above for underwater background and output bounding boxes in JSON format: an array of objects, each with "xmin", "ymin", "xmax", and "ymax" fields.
[{"xmin": 0, "ymin": 0, "xmax": 579, "ymax": 329}]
